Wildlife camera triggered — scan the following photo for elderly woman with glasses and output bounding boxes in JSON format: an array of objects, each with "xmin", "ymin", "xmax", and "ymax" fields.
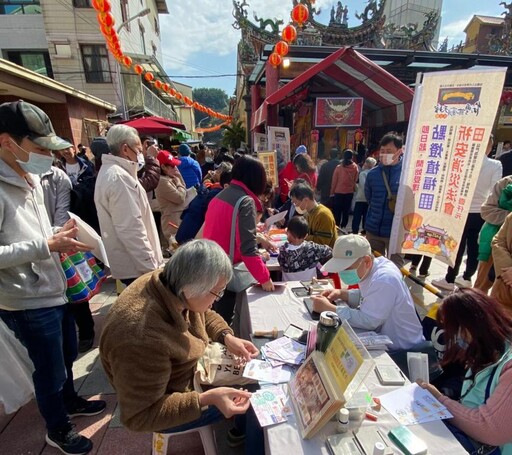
[{"xmin": 99, "ymin": 239, "xmax": 259, "ymax": 435}]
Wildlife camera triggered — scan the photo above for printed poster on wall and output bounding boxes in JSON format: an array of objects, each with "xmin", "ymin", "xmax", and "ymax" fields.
[
  {"xmin": 389, "ymin": 68, "xmax": 506, "ymax": 266},
  {"xmin": 315, "ymin": 97, "xmax": 363, "ymax": 128},
  {"xmin": 268, "ymin": 126, "xmax": 291, "ymax": 167},
  {"xmin": 257, "ymin": 151, "xmax": 278, "ymax": 188},
  {"xmin": 253, "ymin": 132, "xmax": 267, "ymax": 152}
]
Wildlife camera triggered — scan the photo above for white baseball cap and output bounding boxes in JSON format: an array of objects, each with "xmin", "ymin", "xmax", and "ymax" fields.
[{"xmin": 323, "ymin": 235, "xmax": 372, "ymax": 272}]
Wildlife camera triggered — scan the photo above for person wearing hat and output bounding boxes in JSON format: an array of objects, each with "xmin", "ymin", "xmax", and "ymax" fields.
[
  {"xmin": 0, "ymin": 100, "xmax": 106, "ymax": 454},
  {"xmin": 311, "ymin": 234, "xmax": 424, "ymax": 351},
  {"xmin": 155, "ymin": 150, "xmax": 187, "ymax": 244},
  {"xmin": 177, "ymin": 143, "xmax": 202, "ymax": 189},
  {"xmin": 95, "ymin": 124, "xmax": 164, "ymax": 287}
]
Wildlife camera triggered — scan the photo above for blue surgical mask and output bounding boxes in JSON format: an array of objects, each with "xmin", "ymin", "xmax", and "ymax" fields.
[
  {"xmin": 338, "ymin": 268, "xmax": 361, "ymax": 285},
  {"xmin": 11, "ymin": 140, "xmax": 53, "ymax": 175}
]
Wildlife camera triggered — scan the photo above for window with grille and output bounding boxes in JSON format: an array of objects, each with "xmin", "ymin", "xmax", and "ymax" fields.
[{"xmin": 81, "ymin": 44, "xmax": 112, "ymax": 83}]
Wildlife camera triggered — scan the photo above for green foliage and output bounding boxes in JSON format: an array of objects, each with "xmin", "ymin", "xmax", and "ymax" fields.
[
  {"xmin": 222, "ymin": 120, "xmax": 246, "ymax": 149},
  {"xmin": 192, "ymin": 88, "xmax": 230, "ymax": 145}
]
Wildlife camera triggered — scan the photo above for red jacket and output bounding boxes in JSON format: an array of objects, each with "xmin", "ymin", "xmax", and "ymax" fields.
[
  {"xmin": 278, "ymin": 162, "xmax": 299, "ymax": 203},
  {"xmin": 203, "ymin": 180, "xmax": 270, "ymax": 285}
]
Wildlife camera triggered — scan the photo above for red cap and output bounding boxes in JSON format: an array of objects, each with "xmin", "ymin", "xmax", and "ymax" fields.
[{"xmin": 157, "ymin": 150, "xmax": 181, "ymax": 167}]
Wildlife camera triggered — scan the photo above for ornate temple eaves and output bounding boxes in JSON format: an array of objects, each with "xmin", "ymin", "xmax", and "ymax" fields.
[{"xmin": 232, "ymin": 0, "xmax": 440, "ymax": 65}]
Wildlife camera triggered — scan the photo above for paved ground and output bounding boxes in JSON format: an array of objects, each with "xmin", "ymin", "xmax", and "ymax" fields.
[{"xmin": 0, "ymin": 254, "xmax": 452, "ymax": 454}]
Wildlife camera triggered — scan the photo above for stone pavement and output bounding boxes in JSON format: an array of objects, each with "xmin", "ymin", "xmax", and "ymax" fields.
[{"xmin": 0, "ymin": 255, "xmax": 453, "ymax": 454}]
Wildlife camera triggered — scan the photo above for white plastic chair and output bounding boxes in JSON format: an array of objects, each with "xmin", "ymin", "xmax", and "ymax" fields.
[{"xmin": 152, "ymin": 425, "xmax": 217, "ymax": 455}]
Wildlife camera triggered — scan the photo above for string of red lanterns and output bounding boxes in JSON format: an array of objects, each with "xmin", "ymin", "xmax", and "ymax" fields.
[
  {"xmin": 92, "ymin": 0, "xmax": 232, "ymax": 124},
  {"xmin": 269, "ymin": 3, "xmax": 310, "ymax": 68}
]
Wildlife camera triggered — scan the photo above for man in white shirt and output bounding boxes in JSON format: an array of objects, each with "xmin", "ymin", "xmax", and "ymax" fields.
[
  {"xmin": 432, "ymin": 134, "xmax": 502, "ymax": 291},
  {"xmin": 311, "ymin": 234, "xmax": 424, "ymax": 351}
]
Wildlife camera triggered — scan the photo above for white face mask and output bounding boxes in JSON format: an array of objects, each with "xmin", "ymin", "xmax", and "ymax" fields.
[
  {"xmin": 11, "ymin": 140, "xmax": 53, "ymax": 175},
  {"xmin": 136, "ymin": 152, "xmax": 145, "ymax": 171},
  {"xmin": 294, "ymin": 201, "xmax": 307, "ymax": 215},
  {"xmin": 380, "ymin": 153, "xmax": 395, "ymax": 166}
]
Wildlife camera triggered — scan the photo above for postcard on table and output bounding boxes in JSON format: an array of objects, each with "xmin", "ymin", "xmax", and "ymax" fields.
[{"xmin": 250, "ymin": 385, "xmax": 290, "ymax": 427}]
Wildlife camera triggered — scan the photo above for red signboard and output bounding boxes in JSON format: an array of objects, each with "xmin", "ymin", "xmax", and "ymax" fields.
[{"xmin": 315, "ymin": 97, "xmax": 363, "ymax": 127}]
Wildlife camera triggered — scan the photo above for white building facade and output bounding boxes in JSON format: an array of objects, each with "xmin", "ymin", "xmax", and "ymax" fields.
[{"xmin": 0, "ymin": 0, "xmax": 177, "ymax": 120}]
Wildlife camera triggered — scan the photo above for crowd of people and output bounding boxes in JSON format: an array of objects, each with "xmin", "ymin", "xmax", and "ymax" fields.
[{"xmin": 1, "ymin": 99, "xmax": 512, "ymax": 455}]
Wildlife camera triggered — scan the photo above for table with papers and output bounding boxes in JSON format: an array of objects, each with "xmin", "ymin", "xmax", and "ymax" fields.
[{"xmin": 243, "ymin": 282, "xmax": 467, "ymax": 455}]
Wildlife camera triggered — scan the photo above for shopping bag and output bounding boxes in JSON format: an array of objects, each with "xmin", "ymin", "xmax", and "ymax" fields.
[
  {"xmin": 194, "ymin": 342, "xmax": 257, "ymax": 391},
  {"xmin": 60, "ymin": 251, "xmax": 106, "ymax": 304}
]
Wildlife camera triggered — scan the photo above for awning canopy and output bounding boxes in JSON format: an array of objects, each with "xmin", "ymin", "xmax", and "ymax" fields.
[
  {"xmin": 120, "ymin": 117, "xmax": 175, "ymax": 135},
  {"xmin": 119, "ymin": 116, "xmax": 187, "ymax": 136},
  {"xmin": 251, "ymin": 47, "xmax": 414, "ymax": 130}
]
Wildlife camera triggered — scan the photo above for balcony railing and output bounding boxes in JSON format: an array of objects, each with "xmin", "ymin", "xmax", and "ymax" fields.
[
  {"xmin": 142, "ymin": 85, "xmax": 176, "ymax": 120},
  {"xmin": 123, "ymin": 72, "xmax": 177, "ymax": 120}
]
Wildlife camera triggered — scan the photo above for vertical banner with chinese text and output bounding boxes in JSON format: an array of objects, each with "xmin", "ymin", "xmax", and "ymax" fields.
[
  {"xmin": 390, "ymin": 68, "xmax": 506, "ymax": 266},
  {"xmin": 257, "ymin": 151, "xmax": 278, "ymax": 188},
  {"xmin": 253, "ymin": 133, "xmax": 267, "ymax": 152},
  {"xmin": 268, "ymin": 126, "xmax": 291, "ymax": 167}
]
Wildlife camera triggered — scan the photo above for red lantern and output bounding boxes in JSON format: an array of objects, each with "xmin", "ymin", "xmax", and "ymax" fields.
[
  {"xmin": 122, "ymin": 56, "xmax": 132, "ymax": 67},
  {"xmin": 92, "ymin": 0, "xmax": 110, "ymax": 13},
  {"xmin": 97, "ymin": 12, "xmax": 115, "ymax": 28},
  {"xmin": 162, "ymin": 83, "xmax": 170, "ymax": 92},
  {"xmin": 269, "ymin": 52, "xmax": 282, "ymax": 68},
  {"xmin": 144, "ymin": 72, "xmax": 154, "ymax": 82},
  {"xmin": 282, "ymin": 24, "xmax": 297, "ymax": 44},
  {"xmin": 192, "ymin": 102, "xmax": 200, "ymax": 110},
  {"xmin": 154, "ymin": 80, "xmax": 162, "ymax": 89},
  {"xmin": 275, "ymin": 41, "xmax": 289, "ymax": 57},
  {"xmin": 183, "ymin": 96, "xmax": 193, "ymax": 106},
  {"xmin": 175, "ymin": 92, "xmax": 183, "ymax": 101},
  {"xmin": 169, "ymin": 88, "xmax": 176, "ymax": 96},
  {"xmin": 100, "ymin": 23, "xmax": 112, "ymax": 36},
  {"xmin": 134, "ymin": 64, "xmax": 144, "ymax": 75},
  {"xmin": 291, "ymin": 4, "xmax": 309, "ymax": 27}
]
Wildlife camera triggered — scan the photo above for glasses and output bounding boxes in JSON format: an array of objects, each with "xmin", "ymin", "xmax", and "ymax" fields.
[
  {"xmin": 209, "ymin": 288, "xmax": 225, "ymax": 302},
  {"xmin": 127, "ymin": 145, "xmax": 143, "ymax": 155}
]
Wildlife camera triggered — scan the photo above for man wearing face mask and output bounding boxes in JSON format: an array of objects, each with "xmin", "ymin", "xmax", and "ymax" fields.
[
  {"xmin": 94, "ymin": 124, "xmax": 163, "ymax": 287},
  {"xmin": 364, "ymin": 132, "xmax": 405, "ymax": 267},
  {"xmin": 311, "ymin": 235, "xmax": 424, "ymax": 351},
  {"xmin": 0, "ymin": 100, "xmax": 106, "ymax": 454}
]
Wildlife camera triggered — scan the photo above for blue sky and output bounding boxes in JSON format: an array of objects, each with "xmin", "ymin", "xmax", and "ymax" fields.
[{"xmin": 160, "ymin": 0, "xmax": 504, "ymax": 96}]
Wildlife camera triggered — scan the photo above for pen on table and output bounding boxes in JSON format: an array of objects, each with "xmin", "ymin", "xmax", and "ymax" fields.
[{"xmin": 365, "ymin": 411, "xmax": 378, "ymax": 421}]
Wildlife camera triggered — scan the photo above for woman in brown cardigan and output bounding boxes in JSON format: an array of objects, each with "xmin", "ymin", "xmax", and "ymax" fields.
[
  {"xmin": 491, "ymin": 211, "xmax": 512, "ymax": 312},
  {"xmin": 100, "ymin": 240, "xmax": 260, "ymax": 442}
]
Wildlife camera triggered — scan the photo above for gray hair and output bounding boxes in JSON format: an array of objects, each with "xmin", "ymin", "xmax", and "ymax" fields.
[
  {"xmin": 161, "ymin": 239, "xmax": 233, "ymax": 298},
  {"xmin": 106, "ymin": 124, "xmax": 140, "ymax": 156},
  {"xmin": 365, "ymin": 157, "xmax": 377, "ymax": 167}
]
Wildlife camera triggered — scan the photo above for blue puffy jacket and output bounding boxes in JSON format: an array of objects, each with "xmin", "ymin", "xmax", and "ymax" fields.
[
  {"xmin": 177, "ymin": 156, "xmax": 202, "ymax": 189},
  {"xmin": 364, "ymin": 160, "xmax": 402, "ymax": 238}
]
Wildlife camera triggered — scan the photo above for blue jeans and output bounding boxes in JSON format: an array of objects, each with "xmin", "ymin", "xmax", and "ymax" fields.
[
  {"xmin": 0, "ymin": 304, "xmax": 78, "ymax": 432},
  {"xmin": 160, "ymin": 406, "xmax": 224, "ymax": 433},
  {"xmin": 161, "ymin": 406, "xmax": 264, "ymax": 455}
]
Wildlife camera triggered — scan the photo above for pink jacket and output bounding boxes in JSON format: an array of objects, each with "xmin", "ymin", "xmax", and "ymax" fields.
[
  {"xmin": 203, "ymin": 180, "xmax": 270, "ymax": 285},
  {"xmin": 330, "ymin": 162, "xmax": 359, "ymax": 195}
]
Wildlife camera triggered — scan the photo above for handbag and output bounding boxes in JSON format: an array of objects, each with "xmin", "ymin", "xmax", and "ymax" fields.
[
  {"xmin": 381, "ymin": 170, "xmax": 396, "ymax": 214},
  {"xmin": 60, "ymin": 251, "xmax": 106, "ymax": 304},
  {"xmin": 445, "ymin": 366, "xmax": 501, "ymax": 455},
  {"xmin": 226, "ymin": 196, "xmax": 257, "ymax": 293}
]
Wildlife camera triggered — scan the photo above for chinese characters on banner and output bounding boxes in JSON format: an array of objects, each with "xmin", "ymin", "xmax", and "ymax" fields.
[
  {"xmin": 390, "ymin": 68, "xmax": 506, "ymax": 266},
  {"xmin": 267, "ymin": 126, "xmax": 291, "ymax": 168},
  {"xmin": 257, "ymin": 151, "xmax": 278, "ymax": 188}
]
